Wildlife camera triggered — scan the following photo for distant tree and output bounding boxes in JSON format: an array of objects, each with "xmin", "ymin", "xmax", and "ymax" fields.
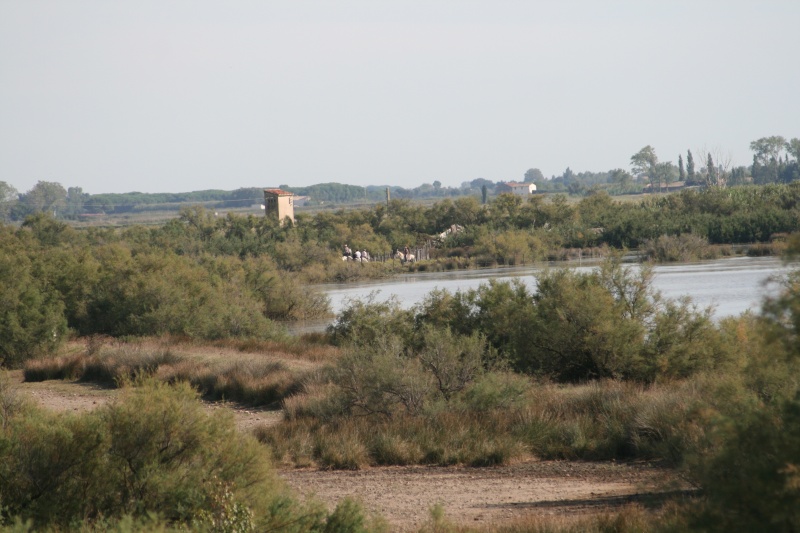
[
  {"xmin": 630, "ymin": 146, "xmax": 658, "ymax": 178},
  {"xmin": 728, "ymin": 166, "xmax": 749, "ymax": 186},
  {"xmin": 481, "ymin": 185, "xmax": 488, "ymax": 205},
  {"xmin": 609, "ymin": 169, "xmax": 633, "ymax": 190},
  {"xmin": 788, "ymin": 138, "xmax": 800, "ymax": 162},
  {"xmin": 750, "ymin": 136, "xmax": 788, "ymax": 165},
  {"xmin": 0, "ymin": 181, "xmax": 18, "ymax": 222},
  {"xmin": 706, "ymin": 153, "xmax": 716, "ymax": 187},
  {"xmin": 750, "ymin": 136, "xmax": 787, "ymax": 185},
  {"xmin": 652, "ymin": 162, "xmax": 676, "ymax": 192},
  {"xmin": 524, "ymin": 168, "xmax": 544, "ymax": 183},
  {"xmin": 471, "ymin": 178, "xmax": 494, "ymax": 190},
  {"xmin": 706, "ymin": 154, "xmax": 724, "ymax": 187},
  {"xmin": 433, "ymin": 180, "xmax": 442, "ymax": 191},
  {"xmin": 687, "ymin": 150, "xmax": 696, "ymax": 184},
  {"xmin": 65, "ymin": 187, "xmax": 88, "ymax": 218},
  {"xmin": 678, "ymin": 154, "xmax": 685, "ymax": 182},
  {"xmin": 21, "ymin": 181, "xmax": 67, "ymax": 217}
]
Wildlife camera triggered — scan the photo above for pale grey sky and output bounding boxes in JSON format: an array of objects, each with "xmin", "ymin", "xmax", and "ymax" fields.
[{"xmin": 1, "ymin": 1, "xmax": 798, "ymax": 194}]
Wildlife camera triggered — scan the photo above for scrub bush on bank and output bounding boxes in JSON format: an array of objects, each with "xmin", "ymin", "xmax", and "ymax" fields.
[{"xmin": 0, "ymin": 377, "xmax": 380, "ymax": 532}]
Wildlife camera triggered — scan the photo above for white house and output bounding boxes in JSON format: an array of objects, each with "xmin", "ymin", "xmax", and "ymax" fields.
[{"xmin": 506, "ymin": 182, "xmax": 536, "ymax": 196}]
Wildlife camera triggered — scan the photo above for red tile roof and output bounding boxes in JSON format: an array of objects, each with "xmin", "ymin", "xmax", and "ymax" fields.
[{"xmin": 264, "ymin": 188, "xmax": 293, "ymax": 196}]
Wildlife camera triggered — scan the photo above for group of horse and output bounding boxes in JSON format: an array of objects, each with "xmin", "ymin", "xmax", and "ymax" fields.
[
  {"xmin": 340, "ymin": 226, "xmax": 462, "ymax": 265},
  {"xmin": 341, "ymin": 254, "xmax": 370, "ymax": 263},
  {"xmin": 341, "ymin": 250, "xmax": 370, "ymax": 262},
  {"xmin": 341, "ymin": 249, "xmax": 415, "ymax": 263}
]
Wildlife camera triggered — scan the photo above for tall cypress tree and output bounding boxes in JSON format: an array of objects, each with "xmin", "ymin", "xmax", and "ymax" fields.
[
  {"xmin": 687, "ymin": 150, "xmax": 696, "ymax": 184},
  {"xmin": 678, "ymin": 154, "xmax": 685, "ymax": 182},
  {"xmin": 707, "ymin": 153, "xmax": 716, "ymax": 185}
]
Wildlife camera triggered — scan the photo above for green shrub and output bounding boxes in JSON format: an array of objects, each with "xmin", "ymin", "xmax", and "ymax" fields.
[
  {"xmin": 411, "ymin": 255, "xmax": 735, "ymax": 384},
  {"xmin": 462, "ymin": 371, "xmax": 529, "ymax": 412},
  {"xmin": 0, "ymin": 378, "xmax": 320, "ymax": 530},
  {"xmin": 327, "ymin": 296, "xmax": 414, "ymax": 347},
  {"xmin": 323, "ymin": 498, "xmax": 386, "ymax": 533},
  {"xmin": 643, "ymin": 234, "xmax": 717, "ymax": 262},
  {"xmin": 0, "ymin": 250, "xmax": 67, "ymax": 368},
  {"xmin": 332, "ymin": 337, "xmax": 432, "ymax": 417},
  {"xmin": 688, "ymin": 393, "xmax": 800, "ymax": 531},
  {"xmin": 0, "ymin": 371, "xmax": 30, "ymax": 431}
]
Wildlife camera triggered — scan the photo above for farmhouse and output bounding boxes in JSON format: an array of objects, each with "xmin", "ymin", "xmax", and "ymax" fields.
[{"xmin": 506, "ymin": 182, "xmax": 537, "ymax": 196}]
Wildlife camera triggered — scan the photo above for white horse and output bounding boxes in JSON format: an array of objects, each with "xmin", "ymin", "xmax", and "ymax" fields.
[
  {"xmin": 394, "ymin": 251, "xmax": 416, "ymax": 263},
  {"xmin": 342, "ymin": 255, "xmax": 369, "ymax": 263}
]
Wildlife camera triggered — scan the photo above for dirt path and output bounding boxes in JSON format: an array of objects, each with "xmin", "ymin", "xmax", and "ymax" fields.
[
  {"xmin": 9, "ymin": 371, "xmax": 685, "ymax": 531},
  {"xmin": 281, "ymin": 460, "xmax": 679, "ymax": 531}
]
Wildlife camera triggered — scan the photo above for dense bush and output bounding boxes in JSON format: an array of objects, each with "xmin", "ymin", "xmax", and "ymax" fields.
[
  {"xmin": 0, "ymin": 379, "xmax": 275, "ymax": 528},
  {"xmin": 0, "ymin": 378, "xmax": 379, "ymax": 531},
  {"xmin": 681, "ymin": 267, "xmax": 800, "ymax": 531},
  {"xmin": 0, "ymin": 213, "xmax": 343, "ymax": 367},
  {"xmin": 0, "ymin": 230, "xmax": 67, "ymax": 368},
  {"xmin": 688, "ymin": 393, "xmax": 800, "ymax": 531},
  {"xmin": 408, "ymin": 255, "xmax": 727, "ymax": 383},
  {"xmin": 642, "ymin": 234, "xmax": 718, "ymax": 262}
]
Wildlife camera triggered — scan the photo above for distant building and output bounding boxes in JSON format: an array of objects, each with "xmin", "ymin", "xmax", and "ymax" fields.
[
  {"xmin": 263, "ymin": 188, "xmax": 295, "ymax": 225},
  {"xmin": 505, "ymin": 182, "xmax": 537, "ymax": 196},
  {"xmin": 293, "ymin": 195, "xmax": 311, "ymax": 207},
  {"xmin": 642, "ymin": 181, "xmax": 686, "ymax": 193}
]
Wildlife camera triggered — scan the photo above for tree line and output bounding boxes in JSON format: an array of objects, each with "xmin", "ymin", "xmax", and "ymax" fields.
[
  {"xmin": 2, "ymin": 135, "xmax": 796, "ymax": 221},
  {"xmin": 4, "ymin": 180, "xmax": 800, "ymax": 368}
]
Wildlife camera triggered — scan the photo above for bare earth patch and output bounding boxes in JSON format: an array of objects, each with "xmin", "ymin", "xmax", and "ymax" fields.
[
  {"xmin": 281, "ymin": 461, "xmax": 680, "ymax": 531},
  {"xmin": 10, "ymin": 371, "xmax": 686, "ymax": 531}
]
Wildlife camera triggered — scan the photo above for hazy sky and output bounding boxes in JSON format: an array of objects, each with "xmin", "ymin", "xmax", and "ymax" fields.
[{"xmin": 1, "ymin": 1, "xmax": 798, "ymax": 195}]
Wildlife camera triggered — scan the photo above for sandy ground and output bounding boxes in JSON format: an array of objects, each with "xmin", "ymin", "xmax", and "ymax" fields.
[
  {"xmin": 281, "ymin": 461, "xmax": 680, "ymax": 531},
  {"xmin": 9, "ymin": 371, "xmax": 686, "ymax": 531}
]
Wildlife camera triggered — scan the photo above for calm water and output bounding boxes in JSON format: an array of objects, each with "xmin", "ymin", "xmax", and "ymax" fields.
[{"xmin": 317, "ymin": 256, "xmax": 790, "ymax": 321}]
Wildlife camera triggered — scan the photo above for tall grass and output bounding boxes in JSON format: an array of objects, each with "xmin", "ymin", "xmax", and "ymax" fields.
[
  {"xmin": 23, "ymin": 339, "xmax": 312, "ymax": 407},
  {"xmin": 258, "ymin": 377, "xmax": 713, "ymax": 470},
  {"xmin": 160, "ymin": 359, "xmax": 303, "ymax": 407},
  {"xmin": 24, "ymin": 344, "xmax": 182, "ymax": 385}
]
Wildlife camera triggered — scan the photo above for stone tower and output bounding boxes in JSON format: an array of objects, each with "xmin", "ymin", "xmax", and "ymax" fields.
[{"xmin": 263, "ymin": 188, "xmax": 295, "ymax": 225}]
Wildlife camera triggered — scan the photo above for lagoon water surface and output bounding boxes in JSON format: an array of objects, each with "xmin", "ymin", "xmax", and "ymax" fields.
[{"xmin": 319, "ymin": 256, "xmax": 790, "ymax": 320}]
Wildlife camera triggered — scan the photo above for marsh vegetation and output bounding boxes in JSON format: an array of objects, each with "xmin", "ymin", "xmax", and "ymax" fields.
[{"xmin": 4, "ymin": 185, "xmax": 800, "ymax": 530}]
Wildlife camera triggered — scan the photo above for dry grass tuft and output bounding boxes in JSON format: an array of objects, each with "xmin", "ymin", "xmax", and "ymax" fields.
[{"xmin": 23, "ymin": 336, "xmax": 322, "ymax": 408}]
